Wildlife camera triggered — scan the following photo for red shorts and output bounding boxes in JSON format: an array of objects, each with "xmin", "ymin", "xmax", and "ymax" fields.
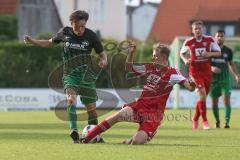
[
  {"xmin": 191, "ymin": 74, "xmax": 212, "ymax": 94},
  {"xmin": 123, "ymin": 101, "xmax": 164, "ymax": 140}
]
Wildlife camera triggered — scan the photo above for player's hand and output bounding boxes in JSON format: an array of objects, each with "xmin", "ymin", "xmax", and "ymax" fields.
[
  {"xmin": 235, "ymin": 74, "xmax": 240, "ymax": 83},
  {"xmin": 24, "ymin": 35, "xmax": 34, "ymax": 44},
  {"xmin": 184, "ymin": 59, "xmax": 191, "ymax": 66},
  {"xmin": 211, "ymin": 66, "xmax": 221, "ymax": 74},
  {"xmin": 201, "ymin": 51, "xmax": 208, "ymax": 58},
  {"xmin": 202, "ymin": 51, "xmax": 213, "ymax": 58},
  {"xmin": 98, "ymin": 58, "xmax": 107, "ymax": 68},
  {"xmin": 127, "ymin": 41, "xmax": 136, "ymax": 54},
  {"xmin": 187, "ymin": 78, "xmax": 196, "ymax": 91}
]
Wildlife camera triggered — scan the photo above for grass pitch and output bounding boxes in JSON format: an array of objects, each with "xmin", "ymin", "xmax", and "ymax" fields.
[{"xmin": 0, "ymin": 109, "xmax": 240, "ymax": 160}]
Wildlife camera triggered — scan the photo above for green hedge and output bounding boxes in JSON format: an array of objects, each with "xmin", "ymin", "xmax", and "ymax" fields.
[
  {"xmin": 0, "ymin": 41, "xmax": 62, "ymax": 87},
  {"xmin": 0, "ymin": 40, "xmax": 154, "ymax": 88},
  {"xmin": 0, "ymin": 15, "xmax": 17, "ymax": 40}
]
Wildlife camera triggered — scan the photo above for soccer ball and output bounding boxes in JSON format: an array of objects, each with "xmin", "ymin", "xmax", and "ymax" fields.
[{"xmin": 82, "ymin": 125, "xmax": 101, "ymax": 143}]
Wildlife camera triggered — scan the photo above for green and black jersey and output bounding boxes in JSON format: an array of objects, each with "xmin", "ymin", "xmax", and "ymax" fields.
[
  {"xmin": 211, "ymin": 45, "xmax": 232, "ymax": 82},
  {"xmin": 52, "ymin": 27, "xmax": 103, "ymax": 74}
]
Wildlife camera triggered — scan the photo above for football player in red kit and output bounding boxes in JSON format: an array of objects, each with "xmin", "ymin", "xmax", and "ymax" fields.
[
  {"xmin": 180, "ymin": 21, "xmax": 221, "ymax": 130},
  {"xmin": 80, "ymin": 42, "xmax": 196, "ymax": 144}
]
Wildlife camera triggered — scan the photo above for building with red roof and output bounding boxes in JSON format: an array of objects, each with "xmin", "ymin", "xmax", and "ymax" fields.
[{"xmin": 149, "ymin": 0, "xmax": 240, "ymax": 44}]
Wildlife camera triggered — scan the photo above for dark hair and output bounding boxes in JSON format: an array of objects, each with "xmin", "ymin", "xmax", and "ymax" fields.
[
  {"xmin": 69, "ymin": 10, "xmax": 89, "ymax": 22},
  {"xmin": 216, "ymin": 30, "xmax": 225, "ymax": 35},
  {"xmin": 153, "ymin": 43, "xmax": 170, "ymax": 59},
  {"xmin": 192, "ymin": 20, "xmax": 203, "ymax": 27}
]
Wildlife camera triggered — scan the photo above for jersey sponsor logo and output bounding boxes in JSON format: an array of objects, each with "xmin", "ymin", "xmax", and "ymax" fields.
[
  {"xmin": 144, "ymin": 74, "xmax": 161, "ymax": 92},
  {"xmin": 147, "ymin": 74, "xmax": 161, "ymax": 85},
  {"xmin": 195, "ymin": 48, "xmax": 206, "ymax": 58},
  {"xmin": 65, "ymin": 41, "xmax": 89, "ymax": 50},
  {"xmin": 212, "ymin": 58, "xmax": 226, "ymax": 63}
]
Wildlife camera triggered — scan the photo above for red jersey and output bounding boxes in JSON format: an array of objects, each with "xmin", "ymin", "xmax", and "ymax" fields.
[
  {"xmin": 180, "ymin": 35, "xmax": 221, "ymax": 76},
  {"xmin": 132, "ymin": 64, "xmax": 186, "ymax": 110}
]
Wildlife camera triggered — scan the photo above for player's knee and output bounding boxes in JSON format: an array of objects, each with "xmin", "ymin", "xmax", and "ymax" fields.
[
  {"xmin": 65, "ymin": 88, "xmax": 77, "ymax": 105},
  {"xmin": 224, "ymin": 99, "xmax": 231, "ymax": 106},
  {"xmin": 88, "ymin": 111, "xmax": 97, "ymax": 117},
  {"xmin": 87, "ymin": 105, "xmax": 97, "ymax": 116},
  {"xmin": 108, "ymin": 113, "xmax": 123, "ymax": 124},
  {"xmin": 199, "ymin": 95, "xmax": 207, "ymax": 101},
  {"xmin": 115, "ymin": 108, "xmax": 133, "ymax": 122}
]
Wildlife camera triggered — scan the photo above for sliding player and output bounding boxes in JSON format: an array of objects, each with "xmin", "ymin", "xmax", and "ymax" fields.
[{"xmin": 80, "ymin": 42, "xmax": 196, "ymax": 144}]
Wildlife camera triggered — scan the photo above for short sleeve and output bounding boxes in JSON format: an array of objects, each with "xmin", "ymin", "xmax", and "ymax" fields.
[
  {"xmin": 180, "ymin": 40, "xmax": 189, "ymax": 54},
  {"xmin": 169, "ymin": 70, "xmax": 186, "ymax": 85},
  {"xmin": 52, "ymin": 28, "xmax": 65, "ymax": 44},
  {"xmin": 132, "ymin": 64, "xmax": 152, "ymax": 76},
  {"xmin": 92, "ymin": 33, "xmax": 103, "ymax": 54},
  {"xmin": 210, "ymin": 38, "xmax": 221, "ymax": 52}
]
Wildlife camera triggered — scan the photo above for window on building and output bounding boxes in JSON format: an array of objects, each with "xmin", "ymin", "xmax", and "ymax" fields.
[
  {"xmin": 224, "ymin": 25, "xmax": 235, "ymax": 37},
  {"xmin": 209, "ymin": 25, "xmax": 221, "ymax": 36},
  {"xmin": 204, "ymin": 23, "xmax": 236, "ymax": 37},
  {"xmin": 202, "ymin": 25, "xmax": 207, "ymax": 35}
]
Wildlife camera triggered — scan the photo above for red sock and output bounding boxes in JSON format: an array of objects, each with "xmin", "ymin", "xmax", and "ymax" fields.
[
  {"xmin": 199, "ymin": 101, "xmax": 207, "ymax": 122},
  {"xmin": 85, "ymin": 120, "xmax": 111, "ymax": 142},
  {"xmin": 193, "ymin": 101, "xmax": 200, "ymax": 121}
]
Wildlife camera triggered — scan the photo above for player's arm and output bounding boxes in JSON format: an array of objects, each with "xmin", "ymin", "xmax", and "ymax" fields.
[
  {"xmin": 180, "ymin": 52, "xmax": 191, "ymax": 66},
  {"xmin": 98, "ymin": 51, "xmax": 108, "ymax": 68},
  {"xmin": 92, "ymin": 32, "xmax": 108, "ymax": 68},
  {"xmin": 203, "ymin": 39, "xmax": 221, "ymax": 58},
  {"xmin": 180, "ymin": 40, "xmax": 191, "ymax": 66},
  {"xmin": 24, "ymin": 27, "xmax": 66, "ymax": 48},
  {"xmin": 182, "ymin": 78, "xmax": 196, "ymax": 91},
  {"xmin": 228, "ymin": 60, "xmax": 240, "ymax": 83},
  {"xmin": 125, "ymin": 41, "xmax": 137, "ymax": 72},
  {"xmin": 203, "ymin": 51, "xmax": 221, "ymax": 58},
  {"xmin": 24, "ymin": 35, "xmax": 54, "ymax": 48},
  {"xmin": 170, "ymin": 71, "xmax": 195, "ymax": 91}
]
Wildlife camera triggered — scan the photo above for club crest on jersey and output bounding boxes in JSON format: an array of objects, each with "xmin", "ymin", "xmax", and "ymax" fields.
[
  {"xmin": 223, "ymin": 53, "xmax": 228, "ymax": 58},
  {"xmin": 65, "ymin": 42, "xmax": 70, "ymax": 47},
  {"xmin": 82, "ymin": 41, "xmax": 89, "ymax": 46}
]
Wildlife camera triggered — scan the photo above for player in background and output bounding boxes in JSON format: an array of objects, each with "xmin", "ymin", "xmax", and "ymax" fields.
[
  {"xmin": 80, "ymin": 42, "xmax": 196, "ymax": 144},
  {"xmin": 24, "ymin": 10, "xmax": 107, "ymax": 143},
  {"xmin": 210, "ymin": 30, "xmax": 240, "ymax": 128},
  {"xmin": 180, "ymin": 21, "xmax": 221, "ymax": 130}
]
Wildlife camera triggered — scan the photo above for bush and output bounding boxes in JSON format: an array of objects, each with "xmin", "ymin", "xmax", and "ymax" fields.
[
  {"xmin": 0, "ymin": 41, "xmax": 62, "ymax": 87},
  {"xmin": 0, "ymin": 15, "xmax": 17, "ymax": 40},
  {"xmin": 0, "ymin": 40, "xmax": 155, "ymax": 88}
]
